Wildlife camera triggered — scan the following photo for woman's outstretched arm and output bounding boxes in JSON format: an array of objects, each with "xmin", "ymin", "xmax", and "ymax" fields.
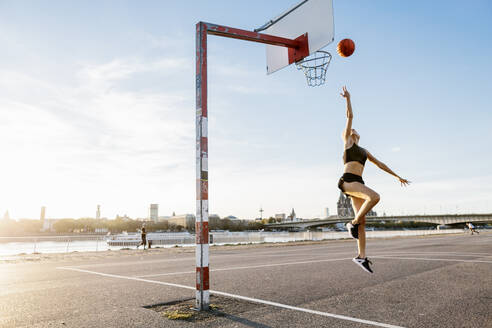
[
  {"xmin": 367, "ymin": 151, "xmax": 411, "ymax": 186},
  {"xmin": 340, "ymin": 86, "xmax": 353, "ymax": 142}
]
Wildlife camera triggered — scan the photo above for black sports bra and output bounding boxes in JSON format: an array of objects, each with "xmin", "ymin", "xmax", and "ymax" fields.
[{"xmin": 343, "ymin": 143, "xmax": 367, "ymax": 165}]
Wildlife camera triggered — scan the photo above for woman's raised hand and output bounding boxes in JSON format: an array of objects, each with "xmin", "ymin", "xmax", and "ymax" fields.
[
  {"xmin": 398, "ymin": 177, "xmax": 411, "ymax": 187},
  {"xmin": 340, "ymin": 86, "xmax": 350, "ymax": 99}
]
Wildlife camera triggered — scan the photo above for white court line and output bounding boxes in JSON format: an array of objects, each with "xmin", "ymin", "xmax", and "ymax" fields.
[
  {"xmin": 373, "ymin": 251, "xmax": 492, "ymax": 257},
  {"xmin": 373, "ymin": 256, "xmax": 492, "ymax": 264},
  {"xmin": 135, "ymin": 257, "xmax": 352, "ymax": 278},
  {"xmin": 212, "ymin": 244, "xmax": 357, "ymax": 258},
  {"xmin": 245, "ymin": 249, "xmax": 491, "ymax": 258},
  {"xmin": 66, "ymin": 251, "xmax": 308, "ymax": 269},
  {"xmin": 136, "ymin": 270, "xmax": 195, "ymax": 277},
  {"xmin": 135, "ymin": 252, "xmax": 492, "ymax": 278},
  {"xmin": 68, "ymin": 257, "xmax": 195, "ymax": 268},
  {"xmin": 65, "ymin": 250, "xmax": 492, "ymax": 274},
  {"xmin": 65, "ymin": 245, "xmax": 352, "ymax": 269},
  {"xmin": 57, "ymin": 266, "xmax": 405, "ymax": 328}
]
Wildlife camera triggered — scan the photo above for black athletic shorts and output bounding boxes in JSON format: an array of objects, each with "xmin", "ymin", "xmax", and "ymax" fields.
[{"xmin": 338, "ymin": 173, "xmax": 364, "ymax": 197}]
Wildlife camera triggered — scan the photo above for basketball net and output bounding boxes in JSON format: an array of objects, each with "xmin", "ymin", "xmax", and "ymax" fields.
[{"xmin": 296, "ymin": 51, "xmax": 332, "ymax": 87}]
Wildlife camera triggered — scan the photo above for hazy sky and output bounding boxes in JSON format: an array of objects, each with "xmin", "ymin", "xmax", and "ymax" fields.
[{"xmin": 0, "ymin": 0, "xmax": 491, "ymax": 220}]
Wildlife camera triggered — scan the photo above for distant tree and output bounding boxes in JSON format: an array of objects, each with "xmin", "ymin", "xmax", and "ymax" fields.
[
  {"xmin": 0, "ymin": 219, "xmax": 43, "ymax": 236},
  {"xmin": 165, "ymin": 223, "xmax": 178, "ymax": 232},
  {"xmin": 152, "ymin": 221, "xmax": 170, "ymax": 231},
  {"xmin": 53, "ymin": 219, "xmax": 78, "ymax": 233},
  {"xmin": 17, "ymin": 219, "xmax": 43, "ymax": 234},
  {"xmin": 0, "ymin": 216, "xmax": 269, "ymax": 236},
  {"xmin": 247, "ymin": 220, "xmax": 263, "ymax": 230}
]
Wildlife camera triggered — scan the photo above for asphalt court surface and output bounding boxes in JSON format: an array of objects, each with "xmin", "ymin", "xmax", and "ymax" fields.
[{"xmin": 1, "ymin": 232, "xmax": 491, "ymax": 327}]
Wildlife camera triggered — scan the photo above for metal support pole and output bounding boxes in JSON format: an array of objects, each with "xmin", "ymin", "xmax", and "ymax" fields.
[
  {"xmin": 195, "ymin": 22, "xmax": 210, "ymax": 310},
  {"xmin": 193, "ymin": 21, "xmax": 308, "ymax": 311}
]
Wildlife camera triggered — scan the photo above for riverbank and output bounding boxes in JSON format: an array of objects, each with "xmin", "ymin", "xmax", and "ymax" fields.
[{"xmin": 2, "ymin": 229, "xmax": 487, "ymax": 265}]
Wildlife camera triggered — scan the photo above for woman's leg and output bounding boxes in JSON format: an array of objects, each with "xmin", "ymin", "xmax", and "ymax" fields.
[
  {"xmin": 343, "ymin": 182, "xmax": 380, "ymax": 225},
  {"xmin": 351, "ymin": 196, "xmax": 367, "ymax": 258}
]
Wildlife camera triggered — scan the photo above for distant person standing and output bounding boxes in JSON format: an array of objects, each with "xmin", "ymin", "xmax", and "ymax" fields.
[
  {"xmin": 138, "ymin": 226, "xmax": 147, "ymax": 249},
  {"xmin": 467, "ymin": 222, "xmax": 479, "ymax": 235}
]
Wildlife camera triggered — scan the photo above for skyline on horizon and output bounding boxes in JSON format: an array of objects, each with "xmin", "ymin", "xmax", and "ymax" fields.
[{"xmin": 3, "ymin": 199, "xmax": 488, "ymax": 222}]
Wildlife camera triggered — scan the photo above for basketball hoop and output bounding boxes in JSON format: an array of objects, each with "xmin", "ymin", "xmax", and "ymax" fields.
[{"xmin": 295, "ymin": 50, "xmax": 332, "ymax": 87}]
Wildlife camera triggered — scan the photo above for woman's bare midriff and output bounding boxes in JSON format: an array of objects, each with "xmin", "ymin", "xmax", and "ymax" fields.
[{"xmin": 343, "ymin": 162, "xmax": 364, "ymax": 176}]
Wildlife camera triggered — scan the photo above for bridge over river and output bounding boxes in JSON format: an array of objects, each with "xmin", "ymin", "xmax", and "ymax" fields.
[{"xmin": 265, "ymin": 213, "xmax": 492, "ymax": 230}]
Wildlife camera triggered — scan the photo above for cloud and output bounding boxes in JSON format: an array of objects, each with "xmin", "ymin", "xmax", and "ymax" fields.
[
  {"xmin": 391, "ymin": 146, "xmax": 401, "ymax": 152},
  {"xmin": 77, "ymin": 57, "xmax": 192, "ymax": 88},
  {"xmin": 0, "ymin": 54, "xmax": 197, "ymax": 218}
]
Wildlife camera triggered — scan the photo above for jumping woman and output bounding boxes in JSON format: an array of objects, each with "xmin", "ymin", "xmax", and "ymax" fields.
[{"xmin": 338, "ymin": 86, "xmax": 410, "ymax": 273}]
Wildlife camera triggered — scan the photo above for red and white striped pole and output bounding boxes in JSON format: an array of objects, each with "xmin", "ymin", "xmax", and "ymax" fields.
[
  {"xmin": 194, "ymin": 21, "xmax": 306, "ymax": 310},
  {"xmin": 195, "ymin": 22, "xmax": 210, "ymax": 310}
]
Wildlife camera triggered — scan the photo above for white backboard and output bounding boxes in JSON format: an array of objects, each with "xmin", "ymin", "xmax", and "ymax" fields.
[{"xmin": 261, "ymin": 0, "xmax": 334, "ymax": 74}]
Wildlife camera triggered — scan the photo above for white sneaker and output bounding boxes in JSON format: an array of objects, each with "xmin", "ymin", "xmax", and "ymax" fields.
[
  {"xmin": 352, "ymin": 257, "xmax": 373, "ymax": 274},
  {"xmin": 346, "ymin": 222, "xmax": 359, "ymax": 239}
]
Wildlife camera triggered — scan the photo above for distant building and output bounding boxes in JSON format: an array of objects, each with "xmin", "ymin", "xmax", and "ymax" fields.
[
  {"xmin": 42, "ymin": 219, "xmax": 59, "ymax": 232},
  {"xmin": 324, "ymin": 207, "xmax": 330, "ymax": 218},
  {"xmin": 166, "ymin": 214, "xmax": 195, "ymax": 229},
  {"xmin": 275, "ymin": 213, "xmax": 286, "ymax": 222},
  {"xmin": 39, "ymin": 207, "xmax": 57, "ymax": 232},
  {"xmin": 337, "ymin": 192, "xmax": 353, "ymax": 217},
  {"xmin": 96, "ymin": 205, "xmax": 101, "ymax": 220},
  {"xmin": 160, "ymin": 213, "xmax": 218, "ymax": 229},
  {"xmin": 149, "ymin": 204, "xmax": 159, "ymax": 222},
  {"xmin": 337, "ymin": 192, "xmax": 377, "ymax": 218},
  {"xmin": 286, "ymin": 208, "xmax": 298, "ymax": 222},
  {"xmin": 3, "ymin": 211, "xmax": 10, "ymax": 220},
  {"xmin": 224, "ymin": 215, "xmax": 238, "ymax": 220},
  {"xmin": 117, "ymin": 215, "xmax": 132, "ymax": 221}
]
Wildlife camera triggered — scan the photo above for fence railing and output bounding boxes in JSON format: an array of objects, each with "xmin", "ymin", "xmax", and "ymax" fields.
[{"xmin": 0, "ymin": 235, "xmax": 107, "ymax": 256}]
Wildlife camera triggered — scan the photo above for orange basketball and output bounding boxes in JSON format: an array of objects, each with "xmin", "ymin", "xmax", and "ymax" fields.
[{"xmin": 337, "ymin": 39, "xmax": 355, "ymax": 57}]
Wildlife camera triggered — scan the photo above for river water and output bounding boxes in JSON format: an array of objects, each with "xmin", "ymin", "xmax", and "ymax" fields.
[{"xmin": 0, "ymin": 229, "xmax": 465, "ymax": 257}]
